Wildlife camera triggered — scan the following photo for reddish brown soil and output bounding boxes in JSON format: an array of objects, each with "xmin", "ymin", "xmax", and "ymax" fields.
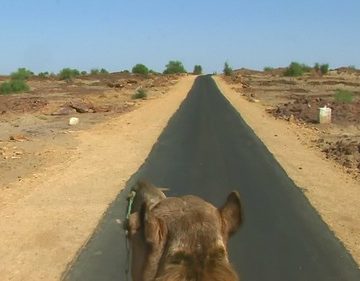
[
  {"xmin": 223, "ymin": 68, "xmax": 360, "ymax": 178},
  {"xmin": 270, "ymin": 96, "xmax": 360, "ymax": 124}
]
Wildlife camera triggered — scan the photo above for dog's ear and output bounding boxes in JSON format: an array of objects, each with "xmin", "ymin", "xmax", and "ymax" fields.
[
  {"xmin": 127, "ymin": 212, "xmax": 141, "ymax": 238},
  {"xmin": 219, "ymin": 191, "xmax": 243, "ymax": 238},
  {"xmin": 143, "ymin": 203, "xmax": 167, "ymax": 246},
  {"xmin": 132, "ymin": 181, "xmax": 166, "ymax": 212}
]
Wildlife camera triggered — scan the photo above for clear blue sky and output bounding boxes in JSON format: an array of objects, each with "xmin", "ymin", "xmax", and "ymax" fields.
[{"xmin": 0, "ymin": 0, "xmax": 359, "ymax": 74}]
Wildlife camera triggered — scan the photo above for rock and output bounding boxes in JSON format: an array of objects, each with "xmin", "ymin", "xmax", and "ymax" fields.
[
  {"xmin": 107, "ymin": 82, "xmax": 124, "ymax": 88},
  {"xmin": 69, "ymin": 117, "xmax": 79, "ymax": 126},
  {"xmin": 69, "ymin": 100, "xmax": 94, "ymax": 113},
  {"xmin": 51, "ymin": 107, "xmax": 76, "ymax": 116},
  {"xmin": 124, "ymin": 101, "xmax": 135, "ymax": 107},
  {"xmin": 9, "ymin": 135, "xmax": 30, "ymax": 142},
  {"xmin": 127, "ymin": 79, "xmax": 138, "ymax": 84}
]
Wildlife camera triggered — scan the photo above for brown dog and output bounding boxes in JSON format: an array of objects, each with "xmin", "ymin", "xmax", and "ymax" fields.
[{"xmin": 126, "ymin": 181, "xmax": 243, "ymax": 281}]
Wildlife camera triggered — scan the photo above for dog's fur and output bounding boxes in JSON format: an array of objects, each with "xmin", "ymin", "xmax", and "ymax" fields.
[{"xmin": 126, "ymin": 181, "xmax": 243, "ymax": 281}]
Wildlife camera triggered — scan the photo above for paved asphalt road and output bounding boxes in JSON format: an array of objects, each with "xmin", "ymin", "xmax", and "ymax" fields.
[{"xmin": 64, "ymin": 75, "xmax": 360, "ymax": 281}]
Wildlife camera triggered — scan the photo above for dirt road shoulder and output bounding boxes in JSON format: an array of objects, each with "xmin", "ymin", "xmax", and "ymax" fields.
[
  {"xmin": 0, "ymin": 75, "xmax": 196, "ymax": 281},
  {"xmin": 213, "ymin": 75, "xmax": 360, "ymax": 266}
]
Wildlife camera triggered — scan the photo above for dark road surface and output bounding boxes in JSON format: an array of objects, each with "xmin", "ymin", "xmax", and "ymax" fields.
[{"xmin": 64, "ymin": 75, "xmax": 360, "ymax": 281}]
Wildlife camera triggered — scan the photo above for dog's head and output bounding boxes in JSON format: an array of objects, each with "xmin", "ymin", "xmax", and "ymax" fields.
[{"xmin": 128, "ymin": 188, "xmax": 243, "ymax": 281}]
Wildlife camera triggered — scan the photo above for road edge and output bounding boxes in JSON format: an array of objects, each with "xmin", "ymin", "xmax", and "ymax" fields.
[{"xmin": 213, "ymin": 75, "xmax": 360, "ymax": 267}]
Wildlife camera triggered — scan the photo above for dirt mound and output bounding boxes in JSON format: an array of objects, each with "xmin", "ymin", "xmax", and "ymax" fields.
[
  {"xmin": 316, "ymin": 137, "xmax": 360, "ymax": 176},
  {"xmin": 271, "ymin": 96, "xmax": 360, "ymax": 125},
  {"xmin": 233, "ymin": 68, "xmax": 262, "ymax": 75},
  {"xmin": 0, "ymin": 96, "xmax": 48, "ymax": 114},
  {"xmin": 334, "ymin": 67, "xmax": 360, "ymax": 75}
]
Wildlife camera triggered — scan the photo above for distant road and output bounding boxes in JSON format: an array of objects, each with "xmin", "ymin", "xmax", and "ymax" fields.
[{"xmin": 64, "ymin": 75, "xmax": 360, "ymax": 281}]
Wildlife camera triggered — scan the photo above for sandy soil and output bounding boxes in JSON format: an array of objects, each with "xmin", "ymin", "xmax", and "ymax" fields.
[
  {"xmin": 0, "ymin": 73, "xmax": 180, "ymax": 186},
  {"xmin": 214, "ymin": 76, "xmax": 360, "ymax": 267},
  {"xmin": 0, "ymin": 75, "xmax": 196, "ymax": 281}
]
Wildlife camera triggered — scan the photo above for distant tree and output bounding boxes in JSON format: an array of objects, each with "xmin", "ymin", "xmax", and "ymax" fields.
[
  {"xmin": 284, "ymin": 62, "xmax": 304, "ymax": 77},
  {"xmin": 100, "ymin": 68, "xmax": 109, "ymax": 74},
  {"xmin": 313, "ymin": 63, "xmax": 329, "ymax": 75},
  {"xmin": 314, "ymin": 63, "xmax": 320, "ymax": 73},
  {"xmin": 81, "ymin": 71, "xmax": 87, "ymax": 75},
  {"xmin": 11, "ymin": 68, "xmax": 33, "ymax": 80},
  {"xmin": 320, "ymin": 64, "xmax": 329, "ymax": 75},
  {"xmin": 300, "ymin": 64, "xmax": 311, "ymax": 72},
  {"xmin": 163, "ymin": 60, "xmax": 187, "ymax": 74},
  {"xmin": 58, "ymin": 68, "xmax": 80, "ymax": 81},
  {"xmin": 132, "ymin": 64, "xmax": 149, "ymax": 75},
  {"xmin": 38, "ymin": 72, "xmax": 49, "ymax": 78},
  {"xmin": 90, "ymin": 68, "xmax": 100, "ymax": 75},
  {"xmin": 223, "ymin": 62, "xmax": 233, "ymax": 76},
  {"xmin": 193, "ymin": 65, "xmax": 202, "ymax": 75},
  {"xmin": 263, "ymin": 66, "xmax": 274, "ymax": 72}
]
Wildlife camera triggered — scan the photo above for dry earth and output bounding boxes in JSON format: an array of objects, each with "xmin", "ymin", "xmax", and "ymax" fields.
[
  {"xmin": 214, "ymin": 75, "xmax": 360, "ymax": 267},
  {"xmin": 223, "ymin": 68, "xmax": 360, "ymax": 178},
  {"xmin": 0, "ymin": 75, "xmax": 196, "ymax": 281},
  {"xmin": 0, "ymin": 72, "xmax": 181, "ymax": 186}
]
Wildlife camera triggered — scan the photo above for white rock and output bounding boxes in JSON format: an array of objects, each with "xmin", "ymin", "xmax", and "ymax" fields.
[{"xmin": 69, "ymin": 117, "xmax": 79, "ymax": 126}]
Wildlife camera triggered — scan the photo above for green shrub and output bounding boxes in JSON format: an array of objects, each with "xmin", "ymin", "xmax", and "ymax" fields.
[
  {"xmin": 193, "ymin": 65, "xmax": 202, "ymax": 75},
  {"xmin": 81, "ymin": 71, "xmax": 87, "ymax": 75},
  {"xmin": 284, "ymin": 62, "xmax": 304, "ymax": 77},
  {"xmin": 149, "ymin": 69, "xmax": 158, "ymax": 74},
  {"xmin": 90, "ymin": 68, "xmax": 100, "ymax": 75},
  {"xmin": 263, "ymin": 66, "xmax": 274, "ymax": 72},
  {"xmin": 11, "ymin": 68, "xmax": 33, "ymax": 80},
  {"xmin": 132, "ymin": 64, "xmax": 149, "ymax": 75},
  {"xmin": 89, "ymin": 68, "xmax": 108, "ymax": 75},
  {"xmin": 320, "ymin": 64, "xmax": 329, "ymax": 75},
  {"xmin": 11, "ymin": 79, "xmax": 30, "ymax": 92},
  {"xmin": 0, "ymin": 82, "xmax": 12, "ymax": 94},
  {"xmin": 334, "ymin": 89, "xmax": 354, "ymax": 103},
  {"xmin": 100, "ymin": 68, "xmax": 108, "ymax": 74},
  {"xmin": 314, "ymin": 63, "xmax": 320, "ymax": 72},
  {"xmin": 163, "ymin": 61, "xmax": 187, "ymax": 74},
  {"xmin": 38, "ymin": 71, "xmax": 49, "ymax": 78},
  {"xmin": 58, "ymin": 68, "xmax": 80, "ymax": 80},
  {"xmin": 0, "ymin": 80, "xmax": 30, "ymax": 94},
  {"xmin": 301, "ymin": 64, "xmax": 311, "ymax": 72},
  {"xmin": 223, "ymin": 62, "xmax": 233, "ymax": 76},
  {"xmin": 132, "ymin": 88, "xmax": 147, "ymax": 99}
]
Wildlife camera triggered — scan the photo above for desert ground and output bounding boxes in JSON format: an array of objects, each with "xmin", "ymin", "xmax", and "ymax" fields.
[{"xmin": 0, "ymin": 72, "xmax": 183, "ymax": 187}]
